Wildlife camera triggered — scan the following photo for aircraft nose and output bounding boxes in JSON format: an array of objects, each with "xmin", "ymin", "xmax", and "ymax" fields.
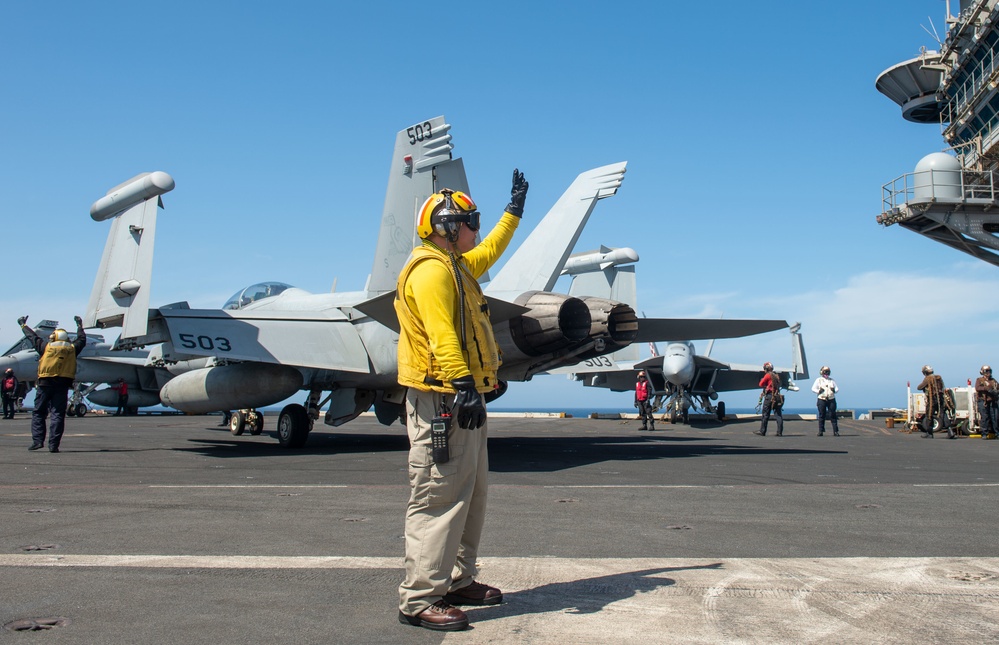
[{"xmin": 663, "ymin": 354, "xmax": 695, "ymax": 386}]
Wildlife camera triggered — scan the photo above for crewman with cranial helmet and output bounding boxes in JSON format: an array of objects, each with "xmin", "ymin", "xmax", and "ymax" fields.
[
  {"xmin": 1, "ymin": 367, "xmax": 19, "ymax": 419},
  {"xmin": 395, "ymin": 169, "xmax": 527, "ymax": 632},
  {"xmin": 17, "ymin": 315, "xmax": 87, "ymax": 452},
  {"xmin": 634, "ymin": 370, "xmax": 655, "ymax": 431},
  {"xmin": 974, "ymin": 364, "xmax": 999, "ymax": 439},
  {"xmin": 916, "ymin": 365, "xmax": 952, "ymax": 438},
  {"xmin": 811, "ymin": 365, "xmax": 840, "ymax": 436},
  {"xmin": 755, "ymin": 361, "xmax": 784, "ymax": 436}
]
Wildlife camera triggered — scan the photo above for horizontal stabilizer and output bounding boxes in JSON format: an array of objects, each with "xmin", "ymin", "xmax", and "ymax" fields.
[{"xmin": 633, "ymin": 318, "xmax": 788, "ymax": 343}]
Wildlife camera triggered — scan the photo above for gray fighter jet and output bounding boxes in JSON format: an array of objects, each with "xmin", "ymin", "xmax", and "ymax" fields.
[
  {"xmin": 554, "ymin": 248, "xmax": 807, "ymax": 422},
  {"xmin": 83, "ymin": 116, "xmax": 789, "ymax": 448}
]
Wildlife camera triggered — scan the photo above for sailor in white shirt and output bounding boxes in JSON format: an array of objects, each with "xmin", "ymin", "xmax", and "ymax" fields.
[{"xmin": 811, "ymin": 366, "xmax": 839, "ymax": 436}]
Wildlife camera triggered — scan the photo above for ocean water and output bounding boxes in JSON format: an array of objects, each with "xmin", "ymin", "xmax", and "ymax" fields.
[{"xmin": 489, "ymin": 406, "xmax": 860, "ymax": 418}]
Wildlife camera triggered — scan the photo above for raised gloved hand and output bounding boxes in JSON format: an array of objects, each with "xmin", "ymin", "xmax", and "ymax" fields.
[
  {"xmin": 505, "ymin": 168, "xmax": 528, "ymax": 217},
  {"xmin": 452, "ymin": 375, "xmax": 486, "ymax": 429},
  {"xmin": 17, "ymin": 316, "xmax": 27, "ymax": 327},
  {"xmin": 74, "ymin": 315, "xmax": 83, "ymax": 327}
]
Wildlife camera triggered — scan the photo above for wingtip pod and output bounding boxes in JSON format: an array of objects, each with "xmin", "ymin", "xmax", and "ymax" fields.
[{"xmin": 90, "ymin": 171, "xmax": 175, "ymax": 221}]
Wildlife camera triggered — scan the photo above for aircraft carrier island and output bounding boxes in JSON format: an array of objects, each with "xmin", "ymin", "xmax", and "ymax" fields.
[{"xmin": 877, "ymin": 0, "xmax": 999, "ymax": 266}]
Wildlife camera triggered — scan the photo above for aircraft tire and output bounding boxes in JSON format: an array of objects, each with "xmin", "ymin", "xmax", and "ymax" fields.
[
  {"xmin": 716, "ymin": 402, "xmax": 726, "ymax": 421},
  {"xmin": 75, "ymin": 403, "xmax": 88, "ymax": 417},
  {"xmin": 250, "ymin": 412, "xmax": 264, "ymax": 435},
  {"xmin": 669, "ymin": 408, "xmax": 677, "ymax": 424},
  {"xmin": 276, "ymin": 404, "xmax": 310, "ymax": 449},
  {"xmin": 230, "ymin": 410, "xmax": 246, "ymax": 436},
  {"xmin": 67, "ymin": 406, "xmax": 76, "ymax": 417}
]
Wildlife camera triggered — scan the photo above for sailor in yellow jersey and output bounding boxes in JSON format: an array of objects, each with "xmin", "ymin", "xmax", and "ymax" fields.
[
  {"xmin": 18, "ymin": 315, "xmax": 87, "ymax": 452},
  {"xmin": 395, "ymin": 170, "xmax": 527, "ymax": 632}
]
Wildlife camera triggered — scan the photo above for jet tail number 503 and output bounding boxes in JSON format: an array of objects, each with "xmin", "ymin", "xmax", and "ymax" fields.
[
  {"xmin": 179, "ymin": 333, "xmax": 232, "ymax": 352},
  {"xmin": 407, "ymin": 122, "xmax": 433, "ymax": 145},
  {"xmin": 582, "ymin": 356, "xmax": 614, "ymax": 368}
]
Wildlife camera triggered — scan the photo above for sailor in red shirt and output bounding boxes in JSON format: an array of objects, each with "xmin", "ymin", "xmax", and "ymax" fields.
[
  {"xmin": 634, "ymin": 371, "xmax": 655, "ymax": 431},
  {"xmin": 754, "ymin": 362, "xmax": 783, "ymax": 436},
  {"xmin": 111, "ymin": 378, "xmax": 129, "ymax": 416}
]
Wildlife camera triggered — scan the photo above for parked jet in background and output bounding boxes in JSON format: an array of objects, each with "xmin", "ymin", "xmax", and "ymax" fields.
[
  {"xmin": 554, "ymin": 245, "xmax": 806, "ymax": 422},
  {"xmin": 566, "ymin": 324, "xmax": 808, "ymax": 422}
]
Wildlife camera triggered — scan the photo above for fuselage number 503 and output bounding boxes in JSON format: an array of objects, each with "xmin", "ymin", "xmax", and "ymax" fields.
[
  {"xmin": 179, "ymin": 333, "xmax": 232, "ymax": 352},
  {"xmin": 582, "ymin": 356, "xmax": 613, "ymax": 368}
]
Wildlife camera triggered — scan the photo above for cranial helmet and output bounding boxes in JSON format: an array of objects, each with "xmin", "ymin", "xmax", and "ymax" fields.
[
  {"xmin": 637, "ymin": 371, "xmax": 646, "ymax": 379},
  {"xmin": 50, "ymin": 329, "xmax": 68, "ymax": 342},
  {"xmin": 763, "ymin": 362, "xmax": 773, "ymax": 371},
  {"xmin": 820, "ymin": 365, "xmax": 831, "ymax": 375},
  {"xmin": 922, "ymin": 365, "xmax": 933, "ymax": 375},
  {"xmin": 4, "ymin": 368, "xmax": 12, "ymax": 375},
  {"xmin": 417, "ymin": 189, "xmax": 480, "ymax": 241},
  {"xmin": 983, "ymin": 365, "xmax": 993, "ymax": 375}
]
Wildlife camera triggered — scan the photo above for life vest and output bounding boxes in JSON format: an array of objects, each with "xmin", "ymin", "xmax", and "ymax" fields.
[
  {"xmin": 395, "ymin": 246, "xmax": 500, "ymax": 393},
  {"xmin": 635, "ymin": 380, "xmax": 650, "ymax": 401},
  {"xmin": 2, "ymin": 376, "xmax": 14, "ymax": 391},
  {"xmin": 37, "ymin": 340, "xmax": 77, "ymax": 380}
]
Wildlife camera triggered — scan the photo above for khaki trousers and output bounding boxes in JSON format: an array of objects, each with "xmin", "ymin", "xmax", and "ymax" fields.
[{"xmin": 399, "ymin": 388, "xmax": 489, "ymax": 615}]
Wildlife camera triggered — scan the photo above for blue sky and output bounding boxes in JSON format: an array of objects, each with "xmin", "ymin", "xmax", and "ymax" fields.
[{"xmin": 2, "ymin": 0, "xmax": 989, "ymax": 413}]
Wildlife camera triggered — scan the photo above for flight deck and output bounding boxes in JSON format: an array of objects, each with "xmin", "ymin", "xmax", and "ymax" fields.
[{"xmin": 2, "ymin": 414, "xmax": 997, "ymax": 643}]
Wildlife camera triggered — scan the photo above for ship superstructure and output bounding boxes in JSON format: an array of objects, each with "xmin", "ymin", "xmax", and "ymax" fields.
[{"xmin": 877, "ymin": 0, "xmax": 999, "ymax": 266}]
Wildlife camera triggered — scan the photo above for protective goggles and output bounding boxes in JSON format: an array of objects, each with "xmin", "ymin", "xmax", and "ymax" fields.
[{"xmin": 436, "ymin": 209, "xmax": 480, "ymax": 232}]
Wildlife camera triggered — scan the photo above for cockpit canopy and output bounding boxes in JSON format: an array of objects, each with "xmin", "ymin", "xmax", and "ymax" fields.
[{"xmin": 223, "ymin": 282, "xmax": 293, "ymax": 310}]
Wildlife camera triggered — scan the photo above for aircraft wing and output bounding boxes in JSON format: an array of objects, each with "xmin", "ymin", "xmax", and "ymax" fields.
[
  {"xmin": 633, "ymin": 318, "xmax": 788, "ymax": 342},
  {"xmin": 152, "ymin": 308, "xmax": 372, "ymax": 372}
]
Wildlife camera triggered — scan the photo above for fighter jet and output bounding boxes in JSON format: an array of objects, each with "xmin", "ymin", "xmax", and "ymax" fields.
[
  {"xmin": 566, "ymin": 325, "xmax": 808, "ymax": 422},
  {"xmin": 83, "ymin": 116, "xmax": 789, "ymax": 448},
  {"xmin": 0, "ymin": 320, "xmax": 211, "ymax": 415},
  {"xmin": 553, "ymin": 247, "xmax": 807, "ymax": 422}
]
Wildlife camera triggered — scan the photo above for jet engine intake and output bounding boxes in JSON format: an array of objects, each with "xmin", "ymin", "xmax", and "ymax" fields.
[
  {"xmin": 159, "ymin": 363, "xmax": 304, "ymax": 414},
  {"xmin": 507, "ymin": 291, "xmax": 591, "ymax": 356}
]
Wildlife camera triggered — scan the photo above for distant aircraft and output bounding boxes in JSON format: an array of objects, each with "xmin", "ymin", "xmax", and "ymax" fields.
[
  {"xmin": 565, "ymin": 324, "xmax": 808, "ymax": 422},
  {"xmin": 83, "ymin": 115, "xmax": 791, "ymax": 448},
  {"xmin": 0, "ymin": 320, "xmax": 210, "ymax": 415},
  {"xmin": 553, "ymin": 247, "xmax": 806, "ymax": 422}
]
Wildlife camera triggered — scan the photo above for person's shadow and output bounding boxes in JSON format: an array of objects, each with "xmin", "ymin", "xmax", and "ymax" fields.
[{"xmin": 469, "ymin": 563, "xmax": 723, "ymax": 621}]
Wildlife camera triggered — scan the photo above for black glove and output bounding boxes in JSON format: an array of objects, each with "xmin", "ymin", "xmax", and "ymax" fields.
[
  {"xmin": 452, "ymin": 376, "xmax": 486, "ymax": 429},
  {"xmin": 483, "ymin": 380, "xmax": 508, "ymax": 404},
  {"xmin": 505, "ymin": 168, "xmax": 528, "ymax": 217},
  {"xmin": 74, "ymin": 315, "xmax": 83, "ymax": 327},
  {"xmin": 17, "ymin": 316, "xmax": 27, "ymax": 327}
]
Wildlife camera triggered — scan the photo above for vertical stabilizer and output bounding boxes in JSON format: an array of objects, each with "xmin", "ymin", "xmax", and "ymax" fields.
[
  {"xmin": 487, "ymin": 162, "xmax": 627, "ymax": 296},
  {"xmin": 366, "ymin": 116, "xmax": 470, "ymax": 295},
  {"xmin": 85, "ymin": 171, "xmax": 173, "ymax": 339},
  {"xmin": 789, "ymin": 323, "xmax": 808, "ymax": 379}
]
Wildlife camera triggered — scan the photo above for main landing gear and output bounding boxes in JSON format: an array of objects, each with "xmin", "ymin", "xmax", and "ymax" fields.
[{"xmin": 275, "ymin": 403, "xmax": 311, "ymax": 448}]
